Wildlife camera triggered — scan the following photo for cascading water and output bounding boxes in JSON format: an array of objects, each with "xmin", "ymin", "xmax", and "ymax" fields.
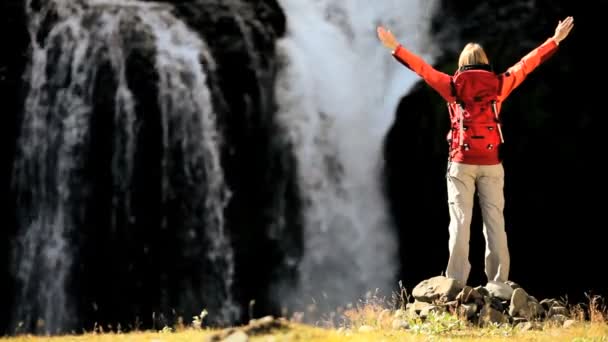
[
  {"xmin": 12, "ymin": 0, "xmax": 237, "ymax": 333},
  {"xmin": 273, "ymin": 0, "xmax": 439, "ymax": 317}
]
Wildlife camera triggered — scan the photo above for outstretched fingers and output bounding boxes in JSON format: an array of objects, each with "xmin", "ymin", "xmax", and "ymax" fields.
[
  {"xmin": 560, "ymin": 16, "xmax": 574, "ymax": 30},
  {"xmin": 377, "ymin": 26, "xmax": 389, "ymax": 39}
]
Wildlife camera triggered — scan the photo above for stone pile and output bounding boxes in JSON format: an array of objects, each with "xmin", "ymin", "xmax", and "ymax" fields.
[{"xmin": 397, "ymin": 275, "xmax": 578, "ymax": 330}]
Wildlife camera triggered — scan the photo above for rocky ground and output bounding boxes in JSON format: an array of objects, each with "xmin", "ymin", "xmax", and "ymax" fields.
[
  {"xmin": 397, "ymin": 275, "xmax": 585, "ymax": 330},
  {"xmin": 203, "ymin": 275, "xmax": 602, "ymax": 341}
]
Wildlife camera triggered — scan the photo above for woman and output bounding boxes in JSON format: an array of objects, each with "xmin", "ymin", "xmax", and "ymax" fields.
[{"xmin": 377, "ymin": 16, "xmax": 574, "ymax": 285}]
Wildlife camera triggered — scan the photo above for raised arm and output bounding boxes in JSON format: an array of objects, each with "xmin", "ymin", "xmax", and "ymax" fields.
[
  {"xmin": 499, "ymin": 16, "xmax": 574, "ymax": 100},
  {"xmin": 377, "ymin": 26, "xmax": 454, "ymax": 102}
]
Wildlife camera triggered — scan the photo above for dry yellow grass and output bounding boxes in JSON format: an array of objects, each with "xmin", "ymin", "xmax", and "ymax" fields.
[
  {"xmin": 2, "ymin": 293, "xmax": 607, "ymax": 341},
  {"xmin": 0, "ymin": 322, "xmax": 607, "ymax": 342}
]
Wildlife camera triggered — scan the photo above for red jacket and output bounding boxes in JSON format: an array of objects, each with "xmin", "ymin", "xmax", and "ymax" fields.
[{"xmin": 392, "ymin": 38, "xmax": 559, "ymax": 165}]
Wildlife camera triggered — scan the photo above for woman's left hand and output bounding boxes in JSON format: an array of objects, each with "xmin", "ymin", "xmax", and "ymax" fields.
[{"xmin": 377, "ymin": 26, "xmax": 399, "ymax": 51}]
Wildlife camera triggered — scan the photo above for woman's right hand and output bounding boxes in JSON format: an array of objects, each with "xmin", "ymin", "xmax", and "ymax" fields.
[
  {"xmin": 377, "ymin": 26, "xmax": 399, "ymax": 51},
  {"xmin": 552, "ymin": 16, "xmax": 574, "ymax": 45}
]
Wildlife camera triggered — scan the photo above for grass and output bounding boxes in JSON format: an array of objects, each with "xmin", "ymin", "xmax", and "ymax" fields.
[
  {"xmin": 2, "ymin": 292, "xmax": 607, "ymax": 341},
  {"xmin": 2, "ymin": 322, "xmax": 607, "ymax": 342}
]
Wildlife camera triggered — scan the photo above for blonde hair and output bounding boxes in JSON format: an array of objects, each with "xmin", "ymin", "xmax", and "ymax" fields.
[{"xmin": 458, "ymin": 43, "xmax": 489, "ymax": 68}]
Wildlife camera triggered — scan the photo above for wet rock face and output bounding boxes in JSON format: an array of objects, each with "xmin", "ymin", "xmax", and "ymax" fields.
[
  {"xmin": 0, "ymin": 0, "xmax": 293, "ymax": 334},
  {"xmin": 166, "ymin": 0, "xmax": 301, "ymax": 326},
  {"xmin": 0, "ymin": 0, "xmax": 29, "ymax": 335}
]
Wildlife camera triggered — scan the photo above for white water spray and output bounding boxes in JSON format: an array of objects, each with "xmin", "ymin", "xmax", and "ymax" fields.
[{"xmin": 274, "ymin": 0, "xmax": 439, "ymax": 314}]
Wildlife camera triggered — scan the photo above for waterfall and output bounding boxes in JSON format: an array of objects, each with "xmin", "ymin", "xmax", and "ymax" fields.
[
  {"xmin": 273, "ymin": 0, "xmax": 439, "ymax": 317},
  {"xmin": 12, "ymin": 0, "xmax": 237, "ymax": 333},
  {"xmin": 146, "ymin": 5, "xmax": 238, "ymax": 325}
]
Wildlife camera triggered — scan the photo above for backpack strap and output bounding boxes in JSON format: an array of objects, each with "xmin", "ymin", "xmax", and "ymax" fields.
[
  {"xmin": 449, "ymin": 76, "xmax": 466, "ymax": 148},
  {"xmin": 491, "ymin": 100, "xmax": 504, "ymax": 143},
  {"xmin": 494, "ymin": 76, "xmax": 504, "ymax": 143},
  {"xmin": 449, "ymin": 76, "xmax": 461, "ymax": 107}
]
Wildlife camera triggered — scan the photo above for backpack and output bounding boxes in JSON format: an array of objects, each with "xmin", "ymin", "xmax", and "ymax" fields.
[{"xmin": 446, "ymin": 64, "xmax": 504, "ymax": 160}]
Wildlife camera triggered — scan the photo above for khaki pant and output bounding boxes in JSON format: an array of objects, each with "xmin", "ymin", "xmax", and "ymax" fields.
[{"xmin": 445, "ymin": 162, "xmax": 510, "ymax": 284}]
